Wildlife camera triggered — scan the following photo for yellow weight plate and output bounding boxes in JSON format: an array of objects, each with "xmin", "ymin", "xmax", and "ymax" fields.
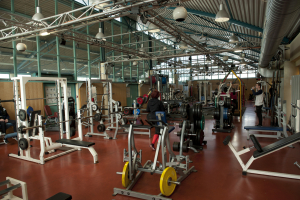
[
  {"xmin": 122, "ymin": 162, "xmax": 131, "ymax": 188},
  {"xmin": 160, "ymin": 167, "xmax": 177, "ymax": 196}
]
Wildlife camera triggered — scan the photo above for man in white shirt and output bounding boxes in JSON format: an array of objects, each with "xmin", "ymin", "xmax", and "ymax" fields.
[{"xmin": 251, "ymin": 83, "xmax": 264, "ymax": 126}]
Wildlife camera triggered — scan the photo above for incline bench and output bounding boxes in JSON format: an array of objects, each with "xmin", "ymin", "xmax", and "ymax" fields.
[
  {"xmin": 56, "ymin": 139, "xmax": 98, "ymax": 164},
  {"xmin": 244, "ymin": 126, "xmax": 289, "ymax": 140},
  {"xmin": 223, "ymin": 132, "xmax": 300, "ymax": 179}
]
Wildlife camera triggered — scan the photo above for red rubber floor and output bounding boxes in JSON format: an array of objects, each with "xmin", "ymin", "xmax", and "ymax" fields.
[{"xmin": 0, "ymin": 102, "xmax": 299, "ymax": 200}]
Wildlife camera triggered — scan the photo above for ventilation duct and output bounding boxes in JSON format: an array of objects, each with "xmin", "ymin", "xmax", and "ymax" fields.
[{"xmin": 259, "ymin": 0, "xmax": 300, "ymax": 68}]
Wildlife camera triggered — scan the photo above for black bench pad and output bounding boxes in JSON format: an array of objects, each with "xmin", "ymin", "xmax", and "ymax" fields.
[
  {"xmin": 56, "ymin": 139, "xmax": 95, "ymax": 147},
  {"xmin": 121, "ymin": 124, "xmax": 152, "ymax": 129},
  {"xmin": 253, "ymin": 132, "xmax": 300, "ymax": 158},
  {"xmin": 46, "ymin": 192, "xmax": 72, "ymax": 200},
  {"xmin": 244, "ymin": 126, "xmax": 286, "ymax": 131}
]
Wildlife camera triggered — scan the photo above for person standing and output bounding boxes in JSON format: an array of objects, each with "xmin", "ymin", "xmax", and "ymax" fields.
[
  {"xmin": 146, "ymin": 90, "xmax": 165, "ymax": 150},
  {"xmin": 251, "ymin": 83, "xmax": 264, "ymax": 126}
]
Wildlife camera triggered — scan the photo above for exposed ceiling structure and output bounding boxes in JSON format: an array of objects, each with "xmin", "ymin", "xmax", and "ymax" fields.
[{"xmin": 0, "ymin": 0, "xmax": 299, "ymax": 80}]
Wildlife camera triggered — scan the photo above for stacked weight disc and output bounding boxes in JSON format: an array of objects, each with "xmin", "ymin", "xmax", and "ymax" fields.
[{"xmin": 192, "ymin": 103, "xmax": 206, "ymax": 147}]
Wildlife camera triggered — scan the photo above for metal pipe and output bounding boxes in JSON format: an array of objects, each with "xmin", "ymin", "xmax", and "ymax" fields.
[
  {"xmin": 259, "ymin": 0, "xmax": 300, "ymax": 68},
  {"xmin": 11, "ymin": 0, "xmax": 17, "ymax": 77},
  {"xmin": 55, "ymin": 0, "xmax": 61, "ymax": 77},
  {"xmin": 72, "ymin": 1, "xmax": 77, "ymax": 80}
]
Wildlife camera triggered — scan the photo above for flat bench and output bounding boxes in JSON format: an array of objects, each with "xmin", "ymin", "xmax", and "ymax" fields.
[
  {"xmin": 244, "ymin": 126, "xmax": 289, "ymax": 140},
  {"xmin": 252, "ymin": 132, "xmax": 300, "ymax": 158},
  {"xmin": 55, "ymin": 139, "xmax": 98, "ymax": 163},
  {"xmin": 56, "ymin": 139, "xmax": 95, "ymax": 147},
  {"xmin": 46, "ymin": 192, "xmax": 72, "ymax": 200}
]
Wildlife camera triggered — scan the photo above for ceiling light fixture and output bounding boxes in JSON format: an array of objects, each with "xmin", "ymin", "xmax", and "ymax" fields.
[
  {"xmin": 173, "ymin": 6, "xmax": 188, "ymax": 22},
  {"xmin": 40, "ymin": 30, "xmax": 50, "ymax": 36},
  {"xmin": 32, "ymin": 6, "xmax": 44, "ymax": 21},
  {"xmin": 229, "ymin": 33, "xmax": 239, "ymax": 43},
  {"xmin": 179, "ymin": 42, "xmax": 188, "ymax": 49},
  {"xmin": 215, "ymin": 4, "xmax": 230, "ymax": 22},
  {"xmin": 234, "ymin": 44, "xmax": 242, "ymax": 52},
  {"xmin": 95, "ymin": 28, "xmax": 106, "ymax": 40},
  {"xmin": 148, "ymin": 23, "xmax": 160, "ymax": 33}
]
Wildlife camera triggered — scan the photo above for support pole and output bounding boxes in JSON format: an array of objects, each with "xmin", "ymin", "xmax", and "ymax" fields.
[
  {"xmin": 55, "ymin": 0, "xmax": 61, "ymax": 77},
  {"xmin": 11, "ymin": 0, "xmax": 17, "ymax": 77},
  {"xmin": 121, "ymin": 20, "xmax": 124, "ymax": 82},
  {"xmin": 231, "ymin": 70, "xmax": 242, "ymax": 119},
  {"xmin": 112, "ymin": 20, "xmax": 115, "ymax": 81},
  {"xmin": 87, "ymin": 13, "xmax": 91, "ymax": 79},
  {"xmin": 72, "ymin": 1, "xmax": 77, "ymax": 80},
  {"xmin": 36, "ymin": 0, "xmax": 41, "ymax": 77}
]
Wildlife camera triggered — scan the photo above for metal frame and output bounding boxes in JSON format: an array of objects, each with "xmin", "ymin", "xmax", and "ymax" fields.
[
  {"xmin": 9, "ymin": 77, "xmax": 98, "ymax": 164},
  {"xmin": 245, "ymin": 98, "xmax": 289, "ymax": 140},
  {"xmin": 114, "ymin": 114, "xmax": 195, "ymax": 200},
  {"xmin": 1, "ymin": 177, "xmax": 28, "ymax": 200}
]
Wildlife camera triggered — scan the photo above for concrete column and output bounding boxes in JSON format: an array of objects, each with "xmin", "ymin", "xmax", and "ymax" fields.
[{"xmin": 284, "ymin": 61, "xmax": 299, "ymax": 118}]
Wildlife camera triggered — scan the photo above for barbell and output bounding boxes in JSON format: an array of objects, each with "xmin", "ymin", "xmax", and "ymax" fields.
[{"xmin": 18, "ymin": 113, "xmax": 102, "ymax": 133}]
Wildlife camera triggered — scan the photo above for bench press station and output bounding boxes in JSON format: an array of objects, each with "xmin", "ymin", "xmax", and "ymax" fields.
[
  {"xmin": 8, "ymin": 77, "xmax": 98, "ymax": 164},
  {"xmin": 223, "ymin": 133, "xmax": 300, "ymax": 179},
  {"xmin": 244, "ymin": 98, "xmax": 289, "ymax": 140},
  {"xmin": 113, "ymin": 112, "xmax": 196, "ymax": 200}
]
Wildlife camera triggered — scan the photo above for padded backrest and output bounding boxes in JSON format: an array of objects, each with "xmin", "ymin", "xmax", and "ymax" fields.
[
  {"xmin": 155, "ymin": 111, "xmax": 167, "ymax": 125},
  {"xmin": 44, "ymin": 105, "xmax": 52, "ymax": 116}
]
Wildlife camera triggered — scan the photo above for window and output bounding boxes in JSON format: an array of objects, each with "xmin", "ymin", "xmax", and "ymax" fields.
[
  {"xmin": 17, "ymin": 74, "xmax": 31, "ymax": 77},
  {"xmin": 0, "ymin": 74, "xmax": 9, "ymax": 79}
]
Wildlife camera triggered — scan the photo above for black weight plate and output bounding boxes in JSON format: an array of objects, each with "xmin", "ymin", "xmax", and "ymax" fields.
[
  {"xmin": 97, "ymin": 124, "xmax": 102, "ymax": 132},
  {"xmin": 19, "ymin": 138, "xmax": 28, "ymax": 150},
  {"xmin": 19, "ymin": 109, "xmax": 26, "ymax": 121},
  {"xmin": 173, "ymin": 142, "xmax": 180, "ymax": 152},
  {"xmin": 94, "ymin": 113, "xmax": 102, "ymax": 121},
  {"xmin": 193, "ymin": 104, "xmax": 197, "ymax": 118},
  {"xmin": 123, "ymin": 118, "xmax": 128, "ymax": 124},
  {"xmin": 198, "ymin": 103, "xmax": 202, "ymax": 119},
  {"xmin": 70, "ymin": 127, "xmax": 76, "ymax": 137},
  {"xmin": 182, "ymin": 142, "xmax": 189, "ymax": 153},
  {"xmin": 214, "ymin": 108, "xmax": 220, "ymax": 120}
]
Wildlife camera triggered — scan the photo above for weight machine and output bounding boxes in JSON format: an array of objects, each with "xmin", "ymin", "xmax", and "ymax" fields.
[
  {"xmin": 113, "ymin": 112, "xmax": 196, "ymax": 200},
  {"xmin": 244, "ymin": 98, "xmax": 289, "ymax": 140},
  {"xmin": 84, "ymin": 79, "xmax": 122, "ymax": 139},
  {"xmin": 150, "ymin": 74, "xmax": 170, "ymax": 100},
  {"xmin": 9, "ymin": 77, "xmax": 98, "ymax": 164},
  {"xmin": 198, "ymin": 81, "xmax": 212, "ymax": 106},
  {"xmin": 212, "ymin": 82, "xmax": 234, "ymax": 133}
]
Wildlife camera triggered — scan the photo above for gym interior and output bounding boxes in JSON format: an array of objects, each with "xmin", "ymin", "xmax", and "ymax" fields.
[{"xmin": 0, "ymin": 0, "xmax": 300, "ymax": 199}]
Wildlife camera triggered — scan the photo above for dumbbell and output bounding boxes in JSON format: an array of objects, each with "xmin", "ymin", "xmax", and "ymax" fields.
[
  {"xmin": 173, "ymin": 141, "xmax": 190, "ymax": 153},
  {"xmin": 179, "ymin": 121, "xmax": 191, "ymax": 129}
]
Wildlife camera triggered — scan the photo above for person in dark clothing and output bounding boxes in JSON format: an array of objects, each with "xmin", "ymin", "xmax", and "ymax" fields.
[
  {"xmin": 0, "ymin": 103, "xmax": 17, "ymax": 134},
  {"xmin": 251, "ymin": 83, "xmax": 264, "ymax": 126},
  {"xmin": 146, "ymin": 90, "xmax": 165, "ymax": 150}
]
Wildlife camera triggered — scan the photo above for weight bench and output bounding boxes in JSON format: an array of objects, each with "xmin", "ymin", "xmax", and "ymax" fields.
[
  {"xmin": 55, "ymin": 139, "xmax": 98, "ymax": 164},
  {"xmin": 46, "ymin": 192, "xmax": 72, "ymax": 200},
  {"xmin": 244, "ymin": 126, "xmax": 289, "ymax": 140},
  {"xmin": 223, "ymin": 133, "xmax": 300, "ymax": 180},
  {"xmin": 121, "ymin": 122, "xmax": 152, "ymax": 138}
]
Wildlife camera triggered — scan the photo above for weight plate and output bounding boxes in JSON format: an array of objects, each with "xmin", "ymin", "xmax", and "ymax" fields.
[
  {"xmin": 224, "ymin": 97, "xmax": 231, "ymax": 108},
  {"xmin": 94, "ymin": 113, "xmax": 102, "ymax": 121},
  {"xmin": 19, "ymin": 109, "xmax": 26, "ymax": 121},
  {"xmin": 200, "ymin": 115, "xmax": 205, "ymax": 130},
  {"xmin": 18, "ymin": 126, "xmax": 26, "ymax": 134},
  {"xmin": 214, "ymin": 108, "xmax": 220, "ymax": 120},
  {"xmin": 19, "ymin": 138, "xmax": 28, "ymax": 150},
  {"xmin": 97, "ymin": 124, "xmax": 103, "ymax": 132},
  {"xmin": 160, "ymin": 167, "xmax": 177, "ymax": 196},
  {"xmin": 137, "ymin": 97, "xmax": 144, "ymax": 105},
  {"xmin": 182, "ymin": 142, "xmax": 189, "ymax": 153},
  {"xmin": 124, "ymin": 108, "xmax": 130, "ymax": 115},
  {"xmin": 92, "ymin": 104, "xmax": 98, "ymax": 111},
  {"xmin": 70, "ymin": 127, "xmax": 76, "ymax": 137},
  {"xmin": 173, "ymin": 142, "xmax": 180, "ymax": 151},
  {"xmin": 123, "ymin": 118, "xmax": 128, "ymax": 125},
  {"xmin": 122, "ymin": 162, "xmax": 131, "ymax": 188},
  {"xmin": 117, "ymin": 101, "xmax": 121, "ymax": 106},
  {"xmin": 219, "ymin": 100, "xmax": 224, "ymax": 106}
]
